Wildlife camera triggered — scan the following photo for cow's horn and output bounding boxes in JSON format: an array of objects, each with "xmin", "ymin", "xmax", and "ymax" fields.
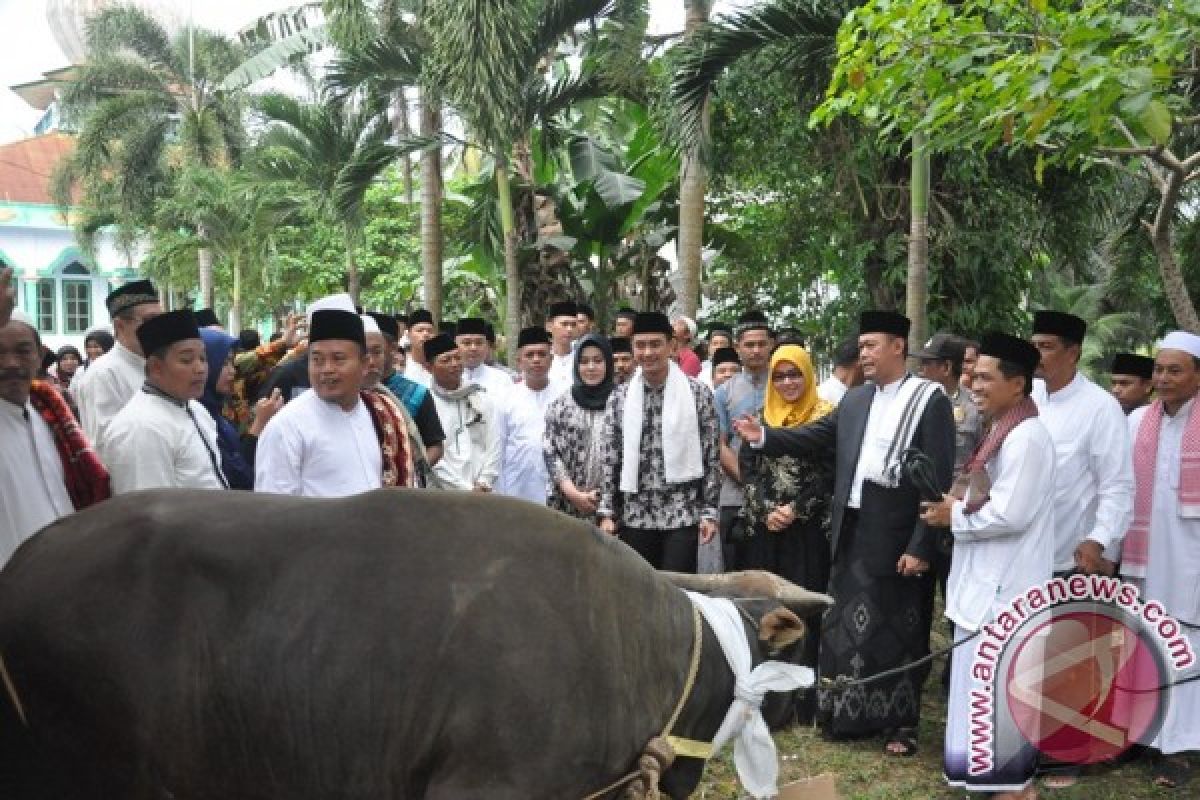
[{"xmin": 661, "ymin": 570, "xmax": 834, "ymax": 617}]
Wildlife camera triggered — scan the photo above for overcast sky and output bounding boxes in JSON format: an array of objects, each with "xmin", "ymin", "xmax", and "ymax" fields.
[{"xmin": 0, "ymin": 0, "xmax": 752, "ymax": 144}]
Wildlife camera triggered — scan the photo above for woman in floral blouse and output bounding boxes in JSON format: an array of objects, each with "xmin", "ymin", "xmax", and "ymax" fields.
[
  {"xmin": 543, "ymin": 334, "xmax": 614, "ymax": 519},
  {"xmin": 738, "ymin": 343, "xmax": 835, "ymax": 720}
]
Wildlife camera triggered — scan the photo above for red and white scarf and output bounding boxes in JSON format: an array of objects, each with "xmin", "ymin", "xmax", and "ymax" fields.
[
  {"xmin": 953, "ymin": 395, "xmax": 1039, "ymax": 513},
  {"xmin": 1123, "ymin": 399, "xmax": 1200, "ymax": 577},
  {"xmin": 27, "ymin": 380, "xmax": 111, "ymax": 509}
]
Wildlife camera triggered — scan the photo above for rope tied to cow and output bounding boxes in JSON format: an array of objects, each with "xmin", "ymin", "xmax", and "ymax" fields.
[{"xmin": 581, "ymin": 604, "xmax": 703, "ymax": 800}]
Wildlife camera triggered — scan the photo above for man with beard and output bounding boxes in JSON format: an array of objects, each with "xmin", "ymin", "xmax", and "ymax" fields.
[
  {"xmin": 425, "ymin": 333, "xmax": 500, "ymax": 492},
  {"xmin": 99, "ymin": 310, "xmax": 228, "ymax": 494}
]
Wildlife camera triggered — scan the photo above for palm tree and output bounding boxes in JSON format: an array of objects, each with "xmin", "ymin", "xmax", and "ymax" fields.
[
  {"xmin": 54, "ymin": 6, "xmax": 247, "ymax": 307},
  {"xmin": 672, "ymin": 0, "xmax": 954, "ymax": 346},
  {"xmin": 251, "ymin": 90, "xmax": 432, "ymax": 302},
  {"xmin": 323, "ymin": 0, "xmax": 450, "ymax": 322},
  {"xmin": 424, "ymin": 0, "xmax": 643, "ymax": 361},
  {"xmin": 677, "ymin": 0, "xmax": 711, "ymax": 320}
]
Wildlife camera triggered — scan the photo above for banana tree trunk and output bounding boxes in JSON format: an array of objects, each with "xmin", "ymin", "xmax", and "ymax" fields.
[
  {"xmin": 345, "ymin": 225, "xmax": 361, "ymax": 303},
  {"xmin": 229, "ymin": 256, "xmax": 242, "ymax": 333},
  {"xmin": 905, "ymin": 131, "xmax": 931, "ymax": 353},
  {"xmin": 497, "ymin": 160, "xmax": 520, "ymax": 366},
  {"xmin": 419, "ymin": 93, "xmax": 443, "ymax": 323},
  {"xmin": 678, "ymin": 0, "xmax": 711, "ymax": 320}
]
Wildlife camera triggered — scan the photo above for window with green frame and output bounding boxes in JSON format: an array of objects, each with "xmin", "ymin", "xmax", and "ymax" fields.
[
  {"xmin": 36, "ymin": 279, "xmax": 55, "ymax": 332},
  {"xmin": 63, "ymin": 280, "xmax": 91, "ymax": 334}
]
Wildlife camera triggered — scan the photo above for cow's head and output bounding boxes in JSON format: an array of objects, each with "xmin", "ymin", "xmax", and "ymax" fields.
[{"xmin": 661, "ymin": 571, "xmax": 833, "ymax": 728}]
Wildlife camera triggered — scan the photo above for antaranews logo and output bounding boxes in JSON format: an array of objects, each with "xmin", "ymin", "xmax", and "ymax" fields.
[{"xmin": 968, "ymin": 574, "xmax": 1194, "ymax": 776}]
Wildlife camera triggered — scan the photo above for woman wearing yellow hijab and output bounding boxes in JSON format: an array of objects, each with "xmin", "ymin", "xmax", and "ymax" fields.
[{"xmin": 737, "ymin": 343, "xmax": 835, "ymax": 723}]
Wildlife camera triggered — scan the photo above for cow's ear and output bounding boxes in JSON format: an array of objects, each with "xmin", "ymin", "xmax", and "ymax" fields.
[{"xmin": 758, "ymin": 607, "xmax": 805, "ymax": 652}]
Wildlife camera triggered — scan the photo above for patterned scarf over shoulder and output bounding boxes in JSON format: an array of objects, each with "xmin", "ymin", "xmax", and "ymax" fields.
[
  {"xmin": 28, "ymin": 380, "xmax": 111, "ymax": 509},
  {"xmin": 361, "ymin": 389, "xmax": 414, "ymax": 488}
]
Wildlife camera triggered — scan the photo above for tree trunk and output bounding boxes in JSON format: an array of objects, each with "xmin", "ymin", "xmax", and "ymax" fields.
[
  {"xmin": 1146, "ymin": 157, "xmax": 1200, "ymax": 331},
  {"xmin": 229, "ymin": 256, "xmax": 242, "ymax": 333},
  {"xmin": 419, "ymin": 92, "xmax": 443, "ymax": 322},
  {"xmin": 677, "ymin": 0, "xmax": 711, "ymax": 320},
  {"xmin": 393, "ymin": 89, "xmax": 414, "ymax": 206},
  {"xmin": 345, "ymin": 225, "xmax": 361, "ymax": 303},
  {"xmin": 497, "ymin": 160, "xmax": 520, "ymax": 366},
  {"xmin": 197, "ymin": 226, "xmax": 215, "ymax": 309},
  {"xmin": 905, "ymin": 131, "xmax": 931, "ymax": 352}
]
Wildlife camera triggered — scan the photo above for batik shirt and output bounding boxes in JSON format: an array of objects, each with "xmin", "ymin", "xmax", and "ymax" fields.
[
  {"xmin": 597, "ymin": 379, "xmax": 721, "ymax": 530},
  {"xmin": 542, "ymin": 393, "xmax": 607, "ymax": 519}
]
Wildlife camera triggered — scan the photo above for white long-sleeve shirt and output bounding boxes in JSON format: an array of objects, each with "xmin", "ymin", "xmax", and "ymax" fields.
[
  {"xmin": 495, "ymin": 381, "xmax": 567, "ymax": 503},
  {"xmin": 0, "ymin": 397, "xmax": 73, "ymax": 565},
  {"xmin": 1128, "ymin": 398, "xmax": 1200, "ymax": 754},
  {"xmin": 947, "ymin": 418, "xmax": 1057, "ymax": 631},
  {"xmin": 72, "ymin": 342, "xmax": 144, "ymax": 445},
  {"xmin": 98, "ymin": 388, "xmax": 225, "ymax": 494},
  {"xmin": 254, "ymin": 389, "xmax": 382, "ymax": 498},
  {"xmin": 430, "ymin": 387, "xmax": 501, "ymax": 490},
  {"xmin": 464, "ymin": 362, "xmax": 515, "ymax": 405},
  {"xmin": 1033, "ymin": 373, "xmax": 1134, "ymax": 571}
]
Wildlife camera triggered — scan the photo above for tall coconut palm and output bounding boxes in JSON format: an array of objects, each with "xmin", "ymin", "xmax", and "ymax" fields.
[
  {"xmin": 677, "ymin": 0, "xmax": 710, "ymax": 320},
  {"xmin": 54, "ymin": 6, "xmax": 247, "ymax": 307},
  {"xmin": 252, "ymin": 90, "xmax": 433, "ymax": 302}
]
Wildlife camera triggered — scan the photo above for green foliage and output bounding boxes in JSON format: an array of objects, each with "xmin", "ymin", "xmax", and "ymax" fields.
[{"xmin": 814, "ymin": 0, "xmax": 1200, "ymax": 160}]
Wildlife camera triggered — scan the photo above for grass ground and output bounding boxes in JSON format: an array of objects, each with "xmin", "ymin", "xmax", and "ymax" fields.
[{"xmin": 693, "ymin": 626, "xmax": 1181, "ymax": 799}]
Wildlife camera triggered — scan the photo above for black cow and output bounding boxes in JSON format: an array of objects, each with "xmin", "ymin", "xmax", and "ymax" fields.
[{"xmin": 0, "ymin": 489, "xmax": 831, "ymax": 799}]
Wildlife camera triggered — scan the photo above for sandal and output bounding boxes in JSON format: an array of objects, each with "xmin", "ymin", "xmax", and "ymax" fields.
[
  {"xmin": 1038, "ymin": 762, "xmax": 1079, "ymax": 790},
  {"xmin": 1152, "ymin": 754, "xmax": 1193, "ymax": 789},
  {"xmin": 884, "ymin": 727, "xmax": 918, "ymax": 757}
]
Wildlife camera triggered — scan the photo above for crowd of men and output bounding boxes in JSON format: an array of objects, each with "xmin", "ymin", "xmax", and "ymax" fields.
[{"xmin": 3, "ymin": 263, "xmax": 1200, "ymax": 796}]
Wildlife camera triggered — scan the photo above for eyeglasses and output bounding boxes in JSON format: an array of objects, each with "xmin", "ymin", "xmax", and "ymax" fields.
[{"xmin": 771, "ymin": 371, "xmax": 803, "ymax": 383}]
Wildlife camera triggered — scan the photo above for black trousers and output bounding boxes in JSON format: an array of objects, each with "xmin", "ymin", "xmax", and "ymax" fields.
[{"xmin": 620, "ymin": 526, "xmax": 699, "ymax": 572}]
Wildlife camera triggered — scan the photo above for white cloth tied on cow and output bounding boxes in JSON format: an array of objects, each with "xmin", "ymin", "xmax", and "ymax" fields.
[{"xmin": 685, "ymin": 591, "xmax": 815, "ymax": 799}]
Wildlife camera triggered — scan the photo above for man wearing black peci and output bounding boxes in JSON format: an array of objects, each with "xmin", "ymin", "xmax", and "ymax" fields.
[{"xmin": 734, "ymin": 310, "xmax": 955, "ymax": 757}]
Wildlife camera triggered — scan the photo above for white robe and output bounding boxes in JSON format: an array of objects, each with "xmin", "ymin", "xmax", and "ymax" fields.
[
  {"xmin": 254, "ymin": 389, "xmax": 382, "ymax": 498},
  {"xmin": 71, "ymin": 342, "xmax": 145, "ymax": 445},
  {"xmin": 549, "ymin": 351, "xmax": 573, "ymax": 388},
  {"xmin": 1128, "ymin": 399, "xmax": 1200, "ymax": 754},
  {"xmin": 0, "ymin": 397, "xmax": 74, "ymax": 566},
  {"xmin": 430, "ymin": 387, "xmax": 501, "ymax": 490},
  {"xmin": 495, "ymin": 381, "xmax": 566, "ymax": 504},
  {"xmin": 817, "ymin": 375, "xmax": 848, "ymax": 406},
  {"xmin": 464, "ymin": 362, "xmax": 514, "ymax": 404},
  {"xmin": 1033, "ymin": 374, "xmax": 1134, "ymax": 571},
  {"xmin": 404, "ymin": 359, "xmax": 432, "ymax": 387},
  {"xmin": 99, "ymin": 389, "xmax": 225, "ymax": 494},
  {"xmin": 945, "ymin": 417, "xmax": 1056, "ymax": 793}
]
